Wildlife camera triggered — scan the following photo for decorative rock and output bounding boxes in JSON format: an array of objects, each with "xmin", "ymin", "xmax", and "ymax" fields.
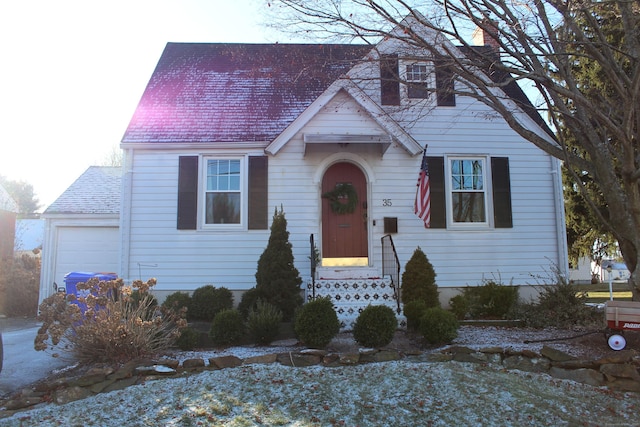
[
  {"xmin": 102, "ymin": 376, "xmax": 139, "ymax": 393},
  {"xmin": 552, "ymin": 359, "xmax": 599, "ymax": 370},
  {"xmin": 426, "ymin": 353, "xmax": 454, "ymax": 362},
  {"xmin": 479, "ymin": 346, "xmax": 504, "ymax": 354},
  {"xmin": 182, "ymin": 358, "xmax": 206, "ymax": 369},
  {"xmin": 301, "ymin": 349, "xmax": 327, "ymax": 357},
  {"xmin": 154, "ymin": 358, "xmax": 180, "ymax": 370},
  {"xmin": 89, "ymin": 379, "xmax": 117, "ymax": 394},
  {"xmin": 135, "ymin": 365, "xmax": 177, "ymax": 376},
  {"xmin": 600, "ymin": 363, "xmax": 640, "ymax": 381},
  {"xmin": 244, "ymin": 354, "xmax": 278, "ymax": 365},
  {"xmin": 53, "ymin": 386, "xmax": 94, "ymax": 405},
  {"xmin": 540, "ymin": 346, "xmax": 575, "ymax": 362},
  {"xmin": 209, "ymin": 355, "xmax": 243, "ymax": 370},
  {"xmin": 443, "ymin": 345, "xmax": 474, "ymax": 354},
  {"xmin": 339, "ymin": 353, "xmax": 360, "ymax": 365},
  {"xmin": 453, "ymin": 352, "xmax": 488, "ymax": 364},
  {"xmin": 322, "ymin": 353, "xmax": 341, "ymax": 367},
  {"xmin": 607, "ymin": 378, "xmax": 640, "ymax": 392},
  {"xmin": 549, "ymin": 367, "xmax": 605, "ymax": 387},
  {"xmin": 68, "ymin": 373, "xmax": 108, "ymax": 387},
  {"xmin": 503, "ymin": 356, "xmax": 550, "ymax": 373},
  {"xmin": 2, "ymin": 396, "xmax": 44, "ymax": 411},
  {"xmin": 359, "ymin": 350, "xmax": 401, "ymax": 363},
  {"xmin": 595, "ymin": 350, "xmax": 637, "ymax": 365},
  {"xmin": 277, "ymin": 352, "xmax": 322, "ymax": 367}
]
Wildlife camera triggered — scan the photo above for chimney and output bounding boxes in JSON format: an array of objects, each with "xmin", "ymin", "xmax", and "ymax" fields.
[{"xmin": 472, "ymin": 20, "xmax": 500, "ymax": 50}]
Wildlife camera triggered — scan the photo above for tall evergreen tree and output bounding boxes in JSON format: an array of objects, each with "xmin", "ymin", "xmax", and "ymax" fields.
[{"xmin": 255, "ymin": 206, "xmax": 302, "ymax": 321}]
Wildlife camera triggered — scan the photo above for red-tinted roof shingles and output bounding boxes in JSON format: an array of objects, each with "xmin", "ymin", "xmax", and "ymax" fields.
[{"xmin": 122, "ymin": 43, "xmax": 372, "ymax": 144}]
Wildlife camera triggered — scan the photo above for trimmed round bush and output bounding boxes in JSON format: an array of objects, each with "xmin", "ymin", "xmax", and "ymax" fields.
[
  {"xmin": 161, "ymin": 291, "xmax": 191, "ymax": 315},
  {"xmin": 403, "ymin": 300, "xmax": 428, "ymax": 331},
  {"xmin": 419, "ymin": 307, "xmax": 459, "ymax": 344},
  {"xmin": 294, "ymin": 297, "xmax": 340, "ymax": 348},
  {"xmin": 209, "ymin": 309, "xmax": 245, "ymax": 346},
  {"xmin": 247, "ymin": 300, "xmax": 282, "ymax": 345},
  {"xmin": 175, "ymin": 327, "xmax": 200, "ymax": 350},
  {"xmin": 449, "ymin": 294, "xmax": 469, "ymax": 320},
  {"xmin": 189, "ymin": 285, "xmax": 234, "ymax": 321},
  {"xmin": 353, "ymin": 305, "xmax": 397, "ymax": 348}
]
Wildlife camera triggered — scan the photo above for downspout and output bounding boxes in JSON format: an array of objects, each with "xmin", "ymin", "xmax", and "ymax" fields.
[
  {"xmin": 550, "ymin": 157, "xmax": 569, "ymax": 281},
  {"xmin": 120, "ymin": 148, "xmax": 134, "ymax": 283}
]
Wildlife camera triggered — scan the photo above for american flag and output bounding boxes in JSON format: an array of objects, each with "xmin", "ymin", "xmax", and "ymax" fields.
[{"xmin": 414, "ymin": 148, "xmax": 431, "ymax": 228}]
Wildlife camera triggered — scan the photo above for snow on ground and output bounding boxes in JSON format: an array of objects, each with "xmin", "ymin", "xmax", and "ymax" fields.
[{"xmin": 0, "ymin": 326, "xmax": 635, "ymax": 426}]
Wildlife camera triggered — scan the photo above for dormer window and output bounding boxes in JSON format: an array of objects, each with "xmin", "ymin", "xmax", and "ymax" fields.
[{"xmin": 405, "ymin": 63, "xmax": 429, "ymax": 99}]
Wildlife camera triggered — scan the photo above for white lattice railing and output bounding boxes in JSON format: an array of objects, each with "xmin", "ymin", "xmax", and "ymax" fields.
[{"xmin": 306, "ymin": 277, "xmax": 405, "ymax": 330}]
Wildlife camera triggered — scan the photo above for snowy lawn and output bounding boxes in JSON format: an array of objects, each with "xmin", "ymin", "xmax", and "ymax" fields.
[{"xmin": 1, "ymin": 359, "xmax": 638, "ymax": 426}]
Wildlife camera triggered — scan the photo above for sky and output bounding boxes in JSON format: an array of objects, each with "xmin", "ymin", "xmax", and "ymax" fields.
[{"xmin": 0, "ymin": 0, "xmax": 286, "ymax": 210}]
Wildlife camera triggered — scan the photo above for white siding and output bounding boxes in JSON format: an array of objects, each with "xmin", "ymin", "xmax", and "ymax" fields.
[{"xmin": 124, "ymin": 76, "xmax": 565, "ymax": 296}]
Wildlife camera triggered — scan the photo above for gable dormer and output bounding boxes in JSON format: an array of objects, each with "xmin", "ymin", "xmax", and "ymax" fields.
[{"xmin": 379, "ymin": 55, "xmax": 455, "ymax": 107}]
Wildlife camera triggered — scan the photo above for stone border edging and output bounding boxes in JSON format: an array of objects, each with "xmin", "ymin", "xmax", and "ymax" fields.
[{"xmin": 1, "ymin": 345, "xmax": 639, "ymax": 416}]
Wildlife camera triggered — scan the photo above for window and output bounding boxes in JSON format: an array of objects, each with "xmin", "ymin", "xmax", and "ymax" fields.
[
  {"xmin": 449, "ymin": 158, "xmax": 487, "ymax": 223},
  {"xmin": 205, "ymin": 159, "xmax": 241, "ymax": 224},
  {"xmin": 177, "ymin": 156, "xmax": 268, "ymax": 230},
  {"xmin": 405, "ymin": 63, "xmax": 430, "ymax": 99}
]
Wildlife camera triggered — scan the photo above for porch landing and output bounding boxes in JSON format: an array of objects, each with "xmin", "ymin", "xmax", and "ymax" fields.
[{"xmin": 307, "ymin": 267, "xmax": 405, "ymax": 330}]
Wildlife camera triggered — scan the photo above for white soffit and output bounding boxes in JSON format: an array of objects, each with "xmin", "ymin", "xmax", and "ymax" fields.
[{"xmin": 303, "ymin": 133, "xmax": 392, "ymax": 155}]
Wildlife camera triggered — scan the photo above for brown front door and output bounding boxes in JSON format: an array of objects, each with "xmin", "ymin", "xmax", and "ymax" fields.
[{"xmin": 321, "ymin": 162, "xmax": 368, "ymax": 261}]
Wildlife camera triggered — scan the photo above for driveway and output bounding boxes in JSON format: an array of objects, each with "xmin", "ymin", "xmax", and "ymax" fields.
[{"xmin": 0, "ymin": 317, "xmax": 77, "ymax": 398}]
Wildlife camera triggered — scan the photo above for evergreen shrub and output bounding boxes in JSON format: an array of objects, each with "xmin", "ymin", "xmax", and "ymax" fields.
[
  {"xmin": 419, "ymin": 307, "xmax": 459, "ymax": 344},
  {"xmin": 176, "ymin": 327, "xmax": 200, "ymax": 350},
  {"xmin": 461, "ymin": 281, "xmax": 519, "ymax": 319},
  {"xmin": 162, "ymin": 291, "xmax": 191, "ymax": 315},
  {"xmin": 247, "ymin": 300, "xmax": 282, "ymax": 345},
  {"xmin": 255, "ymin": 207, "xmax": 303, "ymax": 321},
  {"xmin": 403, "ymin": 300, "xmax": 428, "ymax": 331},
  {"xmin": 209, "ymin": 309, "xmax": 245, "ymax": 346},
  {"xmin": 294, "ymin": 297, "xmax": 340, "ymax": 348},
  {"xmin": 238, "ymin": 287, "xmax": 261, "ymax": 319},
  {"xmin": 401, "ymin": 247, "xmax": 440, "ymax": 308},
  {"xmin": 353, "ymin": 305, "xmax": 397, "ymax": 348},
  {"xmin": 449, "ymin": 294, "xmax": 469, "ymax": 320},
  {"xmin": 189, "ymin": 285, "xmax": 234, "ymax": 321}
]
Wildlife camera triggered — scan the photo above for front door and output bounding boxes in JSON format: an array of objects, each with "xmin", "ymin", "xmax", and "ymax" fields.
[{"xmin": 321, "ymin": 162, "xmax": 368, "ymax": 265}]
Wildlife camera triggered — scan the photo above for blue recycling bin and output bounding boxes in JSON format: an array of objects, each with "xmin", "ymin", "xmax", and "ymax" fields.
[{"xmin": 63, "ymin": 272, "xmax": 118, "ymax": 312}]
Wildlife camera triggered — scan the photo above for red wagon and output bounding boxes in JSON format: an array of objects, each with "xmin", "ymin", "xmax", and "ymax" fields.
[{"xmin": 604, "ymin": 300, "xmax": 640, "ymax": 350}]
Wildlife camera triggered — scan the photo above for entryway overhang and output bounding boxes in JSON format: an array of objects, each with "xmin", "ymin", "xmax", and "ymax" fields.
[{"xmin": 303, "ymin": 133, "xmax": 393, "ymax": 156}]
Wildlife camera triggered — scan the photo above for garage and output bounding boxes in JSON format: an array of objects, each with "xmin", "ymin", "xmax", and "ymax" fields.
[{"xmin": 39, "ymin": 167, "xmax": 121, "ymax": 305}]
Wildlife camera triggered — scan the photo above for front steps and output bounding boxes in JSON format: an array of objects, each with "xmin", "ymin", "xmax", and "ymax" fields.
[{"xmin": 306, "ymin": 267, "xmax": 404, "ymax": 330}]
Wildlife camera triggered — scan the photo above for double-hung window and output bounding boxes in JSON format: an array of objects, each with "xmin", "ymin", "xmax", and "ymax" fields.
[
  {"xmin": 449, "ymin": 157, "xmax": 488, "ymax": 224},
  {"xmin": 405, "ymin": 63, "xmax": 430, "ymax": 99},
  {"xmin": 205, "ymin": 158, "xmax": 241, "ymax": 225}
]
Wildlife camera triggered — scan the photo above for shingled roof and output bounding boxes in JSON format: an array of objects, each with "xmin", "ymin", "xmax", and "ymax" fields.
[
  {"xmin": 45, "ymin": 167, "xmax": 121, "ymax": 215},
  {"xmin": 122, "ymin": 43, "xmax": 372, "ymax": 144}
]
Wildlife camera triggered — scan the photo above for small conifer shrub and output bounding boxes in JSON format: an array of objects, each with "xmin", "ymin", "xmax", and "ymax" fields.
[
  {"xmin": 209, "ymin": 309, "xmax": 245, "ymax": 347},
  {"xmin": 255, "ymin": 207, "xmax": 303, "ymax": 321},
  {"xmin": 403, "ymin": 300, "xmax": 428, "ymax": 331},
  {"xmin": 189, "ymin": 285, "xmax": 234, "ymax": 321},
  {"xmin": 419, "ymin": 307, "xmax": 459, "ymax": 344},
  {"xmin": 294, "ymin": 297, "xmax": 340, "ymax": 348},
  {"xmin": 401, "ymin": 247, "xmax": 440, "ymax": 308},
  {"xmin": 238, "ymin": 287, "xmax": 261, "ymax": 319},
  {"xmin": 353, "ymin": 305, "xmax": 397, "ymax": 348},
  {"xmin": 247, "ymin": 300, "xmax": 283, "ymax": 345}
]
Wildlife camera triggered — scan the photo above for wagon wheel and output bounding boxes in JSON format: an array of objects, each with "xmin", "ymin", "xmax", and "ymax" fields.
[{"xmin": 607, "ymin": 334, "xmax": 627, "ymax": 351}]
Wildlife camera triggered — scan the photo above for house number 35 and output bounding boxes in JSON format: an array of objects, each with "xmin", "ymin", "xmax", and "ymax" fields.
[{"xmin": 382, "ymin": 199, "xmax": 392, "ymax": 206}]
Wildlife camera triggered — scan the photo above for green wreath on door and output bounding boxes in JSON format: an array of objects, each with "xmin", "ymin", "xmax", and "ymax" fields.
[{"xmin": 322, "ymin": 183, "xmax": 358, "ymax": 215}]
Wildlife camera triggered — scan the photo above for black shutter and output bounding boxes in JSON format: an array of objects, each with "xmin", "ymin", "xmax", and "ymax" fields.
[
  {"xmin": 380, "ymin": 55, "xmax": 400, "ymax": 106},
  {"xmin": 177, "ymin": 156, "xmax": 198, "ymax": 230},
  {"xmin": 427, "ymin": 156, "xmax": 446, "ymax": 229},
  {"xmin": 491, "ymin": 157, "xmax": 513, "ymax": 228},
  {"xmin": 248, "ymin": 156, "xmax": 268, "ymax": 230},
  {"xmin": 435, "ymin": 61, "xmax": 456, "ymax": 106}
]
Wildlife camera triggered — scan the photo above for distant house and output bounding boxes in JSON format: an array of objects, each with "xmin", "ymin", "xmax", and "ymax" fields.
[
  {"xmin": 41, "ymin": 19, "xmax": 568, "ymax": 323},
  {"xmin": 14, "ymin": 218, "xmax": 45, "ymax": 256},
  {"xmin": 38, "ymin": 167, "xmax": 121, "ymax": 304},
  {"xmin": 0, "ymin": 184, "xmax": 18, "ymax": 260}
]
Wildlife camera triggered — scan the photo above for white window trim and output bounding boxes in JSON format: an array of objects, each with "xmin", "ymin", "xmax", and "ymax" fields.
[
  {"xmin": 445, "ymin": 155, "xmax": 493, "ymax": 229},
  {"xmin": 401, "ymin": 60, "xmax": 433, "ymax": 103},
  {"xmin": 199, "ymin": 155, "xmax": 246, "ymax": 230}
]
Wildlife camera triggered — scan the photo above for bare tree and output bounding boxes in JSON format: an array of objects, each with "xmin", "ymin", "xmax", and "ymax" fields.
[{"xmin": 266, "ymin": 0, "xmax": 640, "ymax": 297}]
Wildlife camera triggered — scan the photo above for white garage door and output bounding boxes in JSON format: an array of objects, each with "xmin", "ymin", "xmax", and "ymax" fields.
[{"xmin": 54, "ymin": 227, "xmax": 119, "ymax": 288}]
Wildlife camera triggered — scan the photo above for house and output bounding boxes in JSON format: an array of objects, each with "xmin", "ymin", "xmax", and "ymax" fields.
[
  {"xmin": 14, "ymin": 218, "xmax": 45, "ymax": 256},
  {"xmin": 50, "ymin": 20, "xmax": 566, "ymax": 324},
  {"xmin": 38, "ymin": 166, "xmax": 121, "ymax": 304},
  {"xmin": 0, "ymin": 184, "xmax": 18, "ymax": 260}
]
